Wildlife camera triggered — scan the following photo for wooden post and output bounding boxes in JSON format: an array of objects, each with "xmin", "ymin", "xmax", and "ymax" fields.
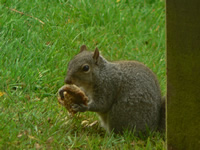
[{"xmin": 166, "ymin": 0, "xmax": 200, "ymax": 149}]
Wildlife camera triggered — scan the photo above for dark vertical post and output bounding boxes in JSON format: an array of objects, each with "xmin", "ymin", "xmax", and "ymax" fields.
[{"xmin": 166, "ymin": 0, "xmax": 200, "ymax": 149}]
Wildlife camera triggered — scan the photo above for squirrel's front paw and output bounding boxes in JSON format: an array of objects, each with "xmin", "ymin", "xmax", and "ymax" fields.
[
  {"xmin": 58, "ymin": 85, "xmax": 68, "ymax": 100},
  {"xmin": 71, "ymin": 103, "xmax": 88, "ymax": 112}
]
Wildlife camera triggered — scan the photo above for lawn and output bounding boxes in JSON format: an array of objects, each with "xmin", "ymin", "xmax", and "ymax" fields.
[{"xmin": 0, "ymin": 0, "xmax": 166, "ymax": 149}]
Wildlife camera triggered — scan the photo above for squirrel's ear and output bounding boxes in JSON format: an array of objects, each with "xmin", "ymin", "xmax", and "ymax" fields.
[
  {"xmin": 93, "ymin": 47, "xmax": 100, "ymax": 64},
  {"xmin": 80, "ymin": 45, "xmax": 87, "ymax": 53}
]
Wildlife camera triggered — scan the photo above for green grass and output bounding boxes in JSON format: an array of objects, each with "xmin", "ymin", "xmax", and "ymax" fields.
[{"xmin": 0, "ymin": 0, "xmax": 166, "ymax": 149}]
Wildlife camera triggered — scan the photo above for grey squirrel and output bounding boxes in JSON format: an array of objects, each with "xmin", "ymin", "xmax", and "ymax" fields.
[{"xmin": 59, "ymin": 45, "xmax": 165, "ymax": 134}]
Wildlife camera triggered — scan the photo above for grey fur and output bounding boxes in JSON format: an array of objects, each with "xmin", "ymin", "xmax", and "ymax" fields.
[{"xmin": 61, "ymin": 45, "xmax": 165, "ymax": 134}]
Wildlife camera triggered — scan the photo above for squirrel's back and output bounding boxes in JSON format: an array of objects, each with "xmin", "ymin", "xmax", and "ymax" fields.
[{"xmin": 100, "ymin": 61, "xmax": 162, "ymax": 134}]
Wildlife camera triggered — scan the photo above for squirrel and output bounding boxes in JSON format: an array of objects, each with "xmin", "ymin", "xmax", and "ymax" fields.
[{"xmin": 59, "ymin": 45, "xmax": 165, "ymax": 135}]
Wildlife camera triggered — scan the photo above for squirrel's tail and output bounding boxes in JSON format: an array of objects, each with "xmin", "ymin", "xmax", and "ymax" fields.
[{"xmin": 158, "ymin": 96, "xmax": 166, "ymax": 132}]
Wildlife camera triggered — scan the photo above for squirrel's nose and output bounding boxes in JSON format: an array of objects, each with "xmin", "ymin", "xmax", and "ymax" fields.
[{"xmin": 64, "ymin": 77, "xmax": 73, "ymax": 84}]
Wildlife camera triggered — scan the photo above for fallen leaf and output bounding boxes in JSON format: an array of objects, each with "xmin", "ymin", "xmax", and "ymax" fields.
[
  {"xmin": 155, "ymin": 25, "xmax": 160, "ymax": 31},
  {"xmin": 137, "ymin": 140, "xmax": 145, "ymax": 146},
  {"xmin": 17, "ymin": 133, "xmax": 23, "ymax": 138},
  {"xmin": 81, "ymin": 120, "xmax": 89, "ymax": 126},
  {"xmin": 46, "ymin": 137, "xmax": 54, "ymax": 144},
  {"xmin": 35, "ymin": 97, "xmax": 41, "ymax": 101},
  {"xmin": 24, "ymin": 130, "xmax": 29, "ymax": 135},
  {"xmin": 131, "ymin": 141, "xmax": 136, "ymax": 146},
  {"xmin": 28, "ymin": 135, "xmax": 36, "ymax": 139},
  {"xmin": 0, "ymin": 92, "xmax": 5, "ymax": 97},
  {"xmin": 47, "ymin": 117, "xmax": 52, "ymax": 123},
  {"xmin": 35, "ymin": 143, "xmax": 42, "ymax": 149},
  {"xmin": 28, "ymin": 135, "xmax": 39, "ymax": 141},
  {"xmin": 46, "ymin": 137, "xmax": 54, "ymax": 150},
  {"xmin": 66, "ymin": 18, "xmax": 72, "ymax": 24},
  {"xmin": 45, "ymin": 41, "xmax": 52, "ymax": 46},
  {"xmin": 25, "ymin": 95, "xmax": 30, "ymax": 100},
  {"xmin": 88, "ymin": 120, "xmax": 98, "ymax": 127}
]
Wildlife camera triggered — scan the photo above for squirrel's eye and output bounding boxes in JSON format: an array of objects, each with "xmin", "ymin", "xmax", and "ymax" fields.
[{"xmin": 82, "ymin": 65, "xmax": 90, "ymax": 72}]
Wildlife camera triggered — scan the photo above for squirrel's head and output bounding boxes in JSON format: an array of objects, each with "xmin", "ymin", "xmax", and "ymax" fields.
[{"xmin": 65, "ymin": 45, "xmax": 106, "ymax": 88}]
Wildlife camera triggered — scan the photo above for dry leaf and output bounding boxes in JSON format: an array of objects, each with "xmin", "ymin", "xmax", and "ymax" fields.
[
  {"xmin": 17, "ymin": 133, "xmax": 23, "ymax": 138},
  {"xmin": 81, "ymin": 120, "xmax": 89, "ymax": 127},
  {"xmin": 25, "ymin": 95, "xmax": 30, "ymax": 100},
  {"xmin": 28, "ymin": 135, "xmax": 39, "ymax": 141},
  {"xmin": 66, "ymin": 18, "xmax": 72, "ymax": 24},
  {"xmin": 155, "ymin": 25, "xmax": 160, "ymax": 31},
  {"xmin": 28, "ymin": 135, "xmax": 36, "ymax": 139},
  {"xmin": 0, "ymin": 92, "xmax": 5, "ymax": 97},
  {"xmin": 24, "ymin": 130, "xmax": 29, "ymax": 136},
  {"xmin": 35, "ymin": 143, "xmax": 42, "ymax": 149},
  {"xmin": 137, "ymin": 140, "xmax": 145, "ymax": 145},
  {"xmin": 131, "ymin": 141, "xmax": 136, "ymax": 146},
  {"xmin": 46, "ymin": 137, "xmax": 54, "ymax": 144},
  {"xmin": 88, "ymin": 121, "xmax": 98, "ymax": 127},
  {"xmin": 46, "ymin": 137, "xmax": 54, "ymax": 150}
]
